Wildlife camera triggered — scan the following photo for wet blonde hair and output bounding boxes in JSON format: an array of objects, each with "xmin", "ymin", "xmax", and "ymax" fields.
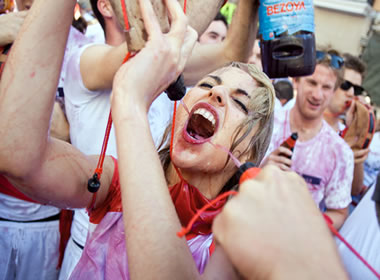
[
  {"xmin": 159, "ymin": 62, "xmax": 275, "ymax": 172},
  {"xmin": 227, "ymin": 62, "xmax": 275, "ymax": 166}
]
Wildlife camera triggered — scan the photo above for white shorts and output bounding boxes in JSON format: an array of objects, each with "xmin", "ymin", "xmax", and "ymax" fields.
[{"xmin": 0, "ymin": 220, "xmax": 60, "ymax": 280}]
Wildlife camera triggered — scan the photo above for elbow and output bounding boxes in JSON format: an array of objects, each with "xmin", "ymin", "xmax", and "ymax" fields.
[{"xmin": 0, "ymin": 148, "xmax": 44, "ymax": 180}]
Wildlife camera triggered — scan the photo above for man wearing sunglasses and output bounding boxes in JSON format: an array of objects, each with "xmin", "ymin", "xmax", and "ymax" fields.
[
  {"xmin": 323, "ymin": 54, "xmax": 370, "ymax": 199},
  {"xmin": 324, "ymin": 53, "xmax": 366, "ymax": 132},
  {"xmin": 263, "ymin": 49, "xmax": 354, "ymax": 230}
]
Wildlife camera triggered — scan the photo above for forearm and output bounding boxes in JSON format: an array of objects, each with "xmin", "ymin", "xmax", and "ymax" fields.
[
  {"xmin": 223, "ymin": 0, "xmax": 259, "ymax": 62},
  {"xmin": 0, "ymin": 0, "xmax": 75, "ymax": 177},
  {"xmin": 183, "ymin": 0, "xmax": 259, "ymax": 86},
  {"xmin": 325, "ymin": 207, "xmax": 348, "ymax": 230},
  {"xmin": 113, "ymin": 103, "xmax": 199, "ymax": 279},
  {"xmin": 351, "ymin": 163, "xmax": 364, "ymax": 196}
]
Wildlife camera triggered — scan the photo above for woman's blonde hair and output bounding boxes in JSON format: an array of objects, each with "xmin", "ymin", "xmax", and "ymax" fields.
[{"xmin": 159, "ymin": 62, "xmax": 275, "ymax": 175}]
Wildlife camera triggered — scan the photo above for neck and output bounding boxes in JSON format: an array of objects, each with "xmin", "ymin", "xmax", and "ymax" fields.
[
  {"xmin": 289, "ymin": 107, "xmax": 323, "ymax": 141},
  {"xmin": 104, "ymin": 21, "xmax": 125, "ymax": 46},
  {"xmin": 166, "ymin": 163, "xmax": 234, "ymax": 200},
  {"xmin": 323, "ymin": 109, "xmax": 340, "ymax": 132}
]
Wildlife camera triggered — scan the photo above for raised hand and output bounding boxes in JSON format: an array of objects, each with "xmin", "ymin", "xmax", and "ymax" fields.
[
  {"xmin": 0, "ymin": 11, "xmax": 27, "ymax": 46},
  {"xmin": 213, "ymin": 165, "xmax": 348, "ymax": 279},
  {"xmin": 111, "ymin": 0, "xmax": 197, "ymax": 116}
]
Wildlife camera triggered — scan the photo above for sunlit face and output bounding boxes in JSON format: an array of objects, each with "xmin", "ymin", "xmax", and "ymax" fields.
[
  {"xmin": 294, "ymin": 64, "xmax": 337, "ymax": 121},
  {"xmin": 171, "ymin": 67, "xmax": 258, "ymax": 175},
  {"xmin": 15, "ymin": 0, "xmax": 32, "ymax": 10},
  {"xmin": 327, "ymin": 68, "xmax": 362, "ymax": 115},
  {"xmin": 198, "ymin": 20, "xmax": 227, "ymax": 44},
  {"xmin": 247, "ymin": 40, "xmax": 262, "ymax": 71}
]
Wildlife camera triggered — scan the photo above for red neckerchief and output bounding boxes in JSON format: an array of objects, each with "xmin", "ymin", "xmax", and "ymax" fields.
[{"xmin": 170, "ymin": 180, "xmax": 227, "ymax": 237}]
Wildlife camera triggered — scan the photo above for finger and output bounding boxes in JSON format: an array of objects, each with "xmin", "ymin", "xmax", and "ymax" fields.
[
  {"xmin": 138, "ymin": 0, "xmax": 162, "ymax": 38},
  {"xmin": 354, "ymin": 149, "xmax": 369, "ymax": 159},
  {"xmin": 176, "ymin": 26, "xmax": 197, "ymax": 73},
  {"xmin": 280, "ymin": 163, "xmax": 291, "ymax": 171},
  {"xmin": 276, "ymin": 146, "xmax": 292, "ymax": 157},
  {"xmin": 165, "ymin": 0, "xmax": 188, "ymax": 37},
  {"xmin": 266, "ymin": 158, "xmax": 291, "ymax": 171},
  {"xmin": 273, "ymin": 154, "xmax": 292, "ymax": 167}
]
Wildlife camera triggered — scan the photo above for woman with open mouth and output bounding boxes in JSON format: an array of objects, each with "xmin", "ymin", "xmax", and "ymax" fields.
[{"xmin": 0, "ymin": 0, "xmax": 274, "ymax": 278}]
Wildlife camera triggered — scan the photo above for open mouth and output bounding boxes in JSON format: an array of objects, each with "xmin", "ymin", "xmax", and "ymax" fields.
[{"xmin": 183, "ymin": 103, "xmax": 219, "ymax": 144}]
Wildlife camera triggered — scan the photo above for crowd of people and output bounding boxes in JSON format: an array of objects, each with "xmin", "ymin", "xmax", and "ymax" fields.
[{"xmin": 0, "ymin": 0, "xmax": 379, "ymax": 279}]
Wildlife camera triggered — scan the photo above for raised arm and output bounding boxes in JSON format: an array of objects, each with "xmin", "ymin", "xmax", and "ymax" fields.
[
  {"xmin": 111, "ymin": 0, "xmax": 205, "ymax": 278},
  {"xmin": 0, "ymin": 0, "xmax": 112, "ymax": 208},
  {"xmin": 183, "ymin": 0, "xmax": 259, "ymax": 86}
]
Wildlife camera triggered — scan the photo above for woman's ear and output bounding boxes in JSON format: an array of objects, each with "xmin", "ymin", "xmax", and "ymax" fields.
[{"xmin": 98, "ymin": 0, "xmax": 113, "ymax": 18}]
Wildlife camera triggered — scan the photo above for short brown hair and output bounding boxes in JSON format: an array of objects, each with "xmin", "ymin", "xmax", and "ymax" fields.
[{"xmin": 343, "ymin": 53, "xmax": 367, "ymax": 80}]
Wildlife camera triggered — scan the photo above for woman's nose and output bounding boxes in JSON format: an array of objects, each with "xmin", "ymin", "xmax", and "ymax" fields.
[{"xmin": 208, "ymin": 86, "xmax": 227, "ymax": 106}]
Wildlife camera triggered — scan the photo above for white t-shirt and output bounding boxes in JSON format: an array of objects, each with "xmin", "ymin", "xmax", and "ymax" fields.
[
  {"xmin": 337, "ymin": 185, "xmax": 380, "ymax": 279},
  {"xmin": 363, "ymin": 132, "xmax": 380, "ymax": 188},
  {"xmin": 266, "ymin": 109, "xmax": 354, "ymax": 209},
  {"xmin": 0, "ymin": 193, "xmax": 59, "ymax": 221}
]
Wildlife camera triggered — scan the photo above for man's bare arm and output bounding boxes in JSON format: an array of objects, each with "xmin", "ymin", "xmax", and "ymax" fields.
[
  {"xmin": 0, "ymin": 0, "xmax": 111, "ymax": 208},
  {"xmin": 183, "ymin": 0, "xmax": 259, "ymax": 86}
]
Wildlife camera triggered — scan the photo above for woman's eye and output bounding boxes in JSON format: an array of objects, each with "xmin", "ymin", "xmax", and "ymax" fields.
[
  {"xmin": 233, "ymin": 98, "xmax": 248, "ymax": 114},
  {"xmin": 199, "ymin": 82, "xmax": 213, "ymax": 89}
]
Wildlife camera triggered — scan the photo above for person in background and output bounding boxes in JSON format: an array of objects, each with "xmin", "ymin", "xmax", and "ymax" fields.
[
  {"xmin": 0, "ymin": 2, "xmax": 66, "ymax": 280},
  {"xmin": 198, "ymin": 12, "xmax": 228, "ymax": 44},
  {"xmin": 273, "ymin": 79, "xmax": 294, "ymax": 106},
  {"xmin": 337, "ymin": 174, "xmax": 380, "ymax": 279},
  {"xmin": 323, "ymin": 53, "xmax": 370, "ymax": 198},
  {"xmin": 263, "ymin": 49, "xmax": 354, "ymax": 230},
  {"xmin": 0, "ymin": 0, "xmax": 97, "ymax": 279}
]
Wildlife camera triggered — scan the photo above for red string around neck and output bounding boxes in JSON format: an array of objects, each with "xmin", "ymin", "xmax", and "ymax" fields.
[{"xmin": 176, "ymin": 190, "xmax": 238, "ymax": 238}]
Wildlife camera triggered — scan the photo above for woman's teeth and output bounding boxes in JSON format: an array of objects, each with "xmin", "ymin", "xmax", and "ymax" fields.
[{"xmin": 193, "ymin": 108, "xmax": 216, "ymax": 126}]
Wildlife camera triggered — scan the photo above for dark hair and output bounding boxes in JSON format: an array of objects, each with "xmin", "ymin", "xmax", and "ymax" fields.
[
  {"xmin": 90, "ymin": 0, "xmax": 105, "ymax": 33},
  {"xmin": 343, "ymin": 53, "xmax": 367, "ymax": 80},
  {"xmin": 214, "ymin": 12, "xmax": 228, "ymax": 29},
  {"xmin": 72, "ymin": 16, "xmax": 88, "ymax": 34},
  {"xmin": 274, "ymin": 80, "xmax": 293, "ymax": 102}
]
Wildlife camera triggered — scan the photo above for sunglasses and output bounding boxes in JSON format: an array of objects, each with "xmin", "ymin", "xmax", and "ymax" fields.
[
  {"xmin": 340, "ymin": 80, "xmax": 365, "ymax": 96},
  {"xmin": 316, "ymin": 51, "xmax": 344, "ymax": 69}
]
